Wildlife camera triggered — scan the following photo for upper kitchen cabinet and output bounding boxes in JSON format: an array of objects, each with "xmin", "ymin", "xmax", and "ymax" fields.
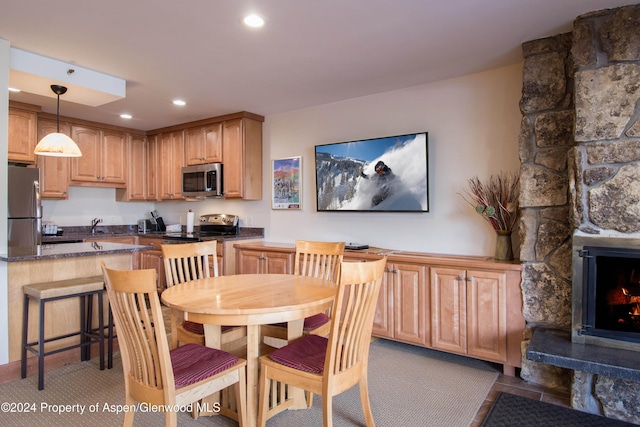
[
  {"xmin": 222, "ymin": 115, "xmax": 263, "ymax": 200},
  {"xmin": 157, "ymin": 131, "xmax": 185, "ymax": 200},
  {"xmin": 70, "ymin": 124, "xmax": 127, "ymax": 187},
  {"xmin": 185, "ymin": 123, "xmax": 222, "ymax": 165},
  {"xmin": 8, "ymin": 102, "xmax": 40, "ymax": 165},
  {"xmin": 36, "ymin": 117, "xmax": 71, "ymax": 199},
  {"xmin": 146, "ymin": 135, "xmax": 159, "ymax": 201},
  {"xmin": 116, "ymin": 133, "xmax": 147, "ymax": 201}
]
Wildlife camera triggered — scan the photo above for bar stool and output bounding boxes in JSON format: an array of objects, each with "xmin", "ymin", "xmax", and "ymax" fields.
[
  {"xmin": 85, "ymin": 290, "xmax": 116, "ymax": 369},
  {"xmin": 21, "ymin": 276, "xmax": 105, "ymax": 390}
]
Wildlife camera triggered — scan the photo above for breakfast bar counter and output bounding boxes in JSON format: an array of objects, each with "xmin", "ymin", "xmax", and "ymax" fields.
[
  {"xmin": 1, "ymin": 242, "xmax": 151, "ymax": 364},
  {"xmin": 0, "ymin": 241, "xmax": 153, "ymax": 262}
]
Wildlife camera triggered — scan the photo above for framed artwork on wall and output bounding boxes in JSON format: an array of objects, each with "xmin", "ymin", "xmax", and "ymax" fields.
[{"xmin": 272, "ymin": 156, "xmax": 302, "ymax": 210}]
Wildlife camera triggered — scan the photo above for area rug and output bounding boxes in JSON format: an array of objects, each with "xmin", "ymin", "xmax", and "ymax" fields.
[
  {"xmin": 480, "ymin": 392, "xmax": 636, "ymax": 427},
  {"xmin": 0, "ymin": 339, "xmax": 498, "ymax": 426}
]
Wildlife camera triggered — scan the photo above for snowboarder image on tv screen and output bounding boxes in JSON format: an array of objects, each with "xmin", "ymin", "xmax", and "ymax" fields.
[{"xmin": 360, "ymin": 160, "xmax": 395, "ymax": 206}]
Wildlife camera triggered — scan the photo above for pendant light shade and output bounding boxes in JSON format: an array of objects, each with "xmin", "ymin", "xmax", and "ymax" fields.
[{"xmin": 34, "ymin": 85, "xmax": 82, "ymax": 157}]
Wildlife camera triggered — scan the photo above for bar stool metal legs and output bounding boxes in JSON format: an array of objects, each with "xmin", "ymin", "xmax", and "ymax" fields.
[{"xmin": 21, "ymin": 276, "xmax": 105, "ymax": 390}]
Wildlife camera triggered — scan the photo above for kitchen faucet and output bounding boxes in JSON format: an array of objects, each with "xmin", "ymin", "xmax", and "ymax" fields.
[{"xmin": 91, "ymin": 218, "xmax": 103, "ymax": 234}]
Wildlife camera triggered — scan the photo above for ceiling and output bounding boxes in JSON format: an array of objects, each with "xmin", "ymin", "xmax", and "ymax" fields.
[{"xmin": 2, "ymin": 0, "xmax": 637, "ymax": 131}]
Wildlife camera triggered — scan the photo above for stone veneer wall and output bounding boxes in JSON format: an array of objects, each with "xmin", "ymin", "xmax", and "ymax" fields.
[{"xmin": 518, "ymin": 5, "xmax": 640, "ymax": 423}]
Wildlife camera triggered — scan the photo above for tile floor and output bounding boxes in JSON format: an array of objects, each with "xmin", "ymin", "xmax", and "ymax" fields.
[{"xmin": 471, "ymin": 371, "xmax": 571, "ymax": 426}]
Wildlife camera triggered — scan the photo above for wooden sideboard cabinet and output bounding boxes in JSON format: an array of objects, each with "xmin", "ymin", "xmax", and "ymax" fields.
[
  {"xmin": 234, "ymin": 242, "xmax": 524, "ymax": 375},
  {"xmin": 235, "ymin": 245, "xmax": 293, "ymax": 274},
  {"xmin": 431, "ymin": 267, "xmax": 510, "ymax": 365},
  {"xmin": 369, "ymin": 260, "xmax": 429, "ymax": 347}
]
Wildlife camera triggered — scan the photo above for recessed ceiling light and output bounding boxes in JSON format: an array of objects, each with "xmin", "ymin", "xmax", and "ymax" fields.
[
  {"xmin": 8, "ymin": 87, "xmax": 21, "ymax": 92},
  {"xmin": 242, "ymin": 14, "xmax": 265, "ymax": 28},
  {"xmin": 120, "ymin": 113, "xmax": 132, "ymax": 119},
  {"xmin": 173, "ymin": 99, "xmax": 186, "ymax": 106}
]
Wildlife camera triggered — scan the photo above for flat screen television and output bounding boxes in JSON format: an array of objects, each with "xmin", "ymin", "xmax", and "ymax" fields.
[{"xmin": 315, "ymin": 132, "xmax": 429, "ymax": 212}]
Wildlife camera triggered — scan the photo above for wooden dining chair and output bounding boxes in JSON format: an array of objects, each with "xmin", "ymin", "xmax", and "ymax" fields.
[
  {"xmin": 161, "ymin": 241, "xmax": 247, "ymax": 351},
  {"xmin": 261, "ymin": 240, "xmax": 345, "ymax": 348},
  {"xmin": 257, "ymin": 257, "xmax": 387, "ymax": 427},
  {"xmin": 100, "ymin": 263, "xmax": 247, "ymax": 427}
]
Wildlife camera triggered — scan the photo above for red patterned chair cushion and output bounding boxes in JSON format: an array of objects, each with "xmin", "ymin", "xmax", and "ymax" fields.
[
  {"xmin": 170, "ymin": 343, "xmax": 239, "ymax": 388},
  {"xmin": 303, "ymin": 313, "xmax": 330, "ymax": 331},
  {"xmin": 266, "ymin": 313, "xmax": 330, "ymax": 332},
  {"xmin": 181, "ymin": 321, "xmax": 236, "ymax": 335},
  {"xmin": 268, "ymin": 334, "xmax": 328, "ymax": 373}
]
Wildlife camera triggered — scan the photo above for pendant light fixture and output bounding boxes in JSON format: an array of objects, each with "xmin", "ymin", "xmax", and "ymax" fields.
[{"xmin": 34, "ymin": 85, "xmax": 82, "ymax": 157}]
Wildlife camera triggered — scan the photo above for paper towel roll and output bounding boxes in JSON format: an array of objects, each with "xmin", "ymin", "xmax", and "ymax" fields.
[{"xmin": 186, "ymin": 211, "xmax": 195, "ymax": 233}]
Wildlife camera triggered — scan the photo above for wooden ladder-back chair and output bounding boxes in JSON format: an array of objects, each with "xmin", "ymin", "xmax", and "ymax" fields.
[
  {"xmin": 161, "ymin": 241, "xmax": 247, "ymax": 351},
  {"xmin": 261, "ymin": 240, "xmax": 345, "ymax": 347},
  {"xmin": 258, "ymin": 257, "xmax": 387, "ymax": 427},
  {"xmin": 100, "ymin": 263, "xmax": 247, "ymax": 427}
]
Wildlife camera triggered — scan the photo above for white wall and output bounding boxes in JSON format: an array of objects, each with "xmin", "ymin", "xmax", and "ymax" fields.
[
  {"xmin": 262, "ymin": 63, "xmax": 523, "ymax": 255},
  {"xmin": 1, "ymin": 38, "xmax": 10, "ymax": 364},
  {"xmin": 43, "ymin": 62, "xmax": 524, "ymax": 257},
  {"xmin": 42, "ymin": 187, "xmax": 155, "ymax": 227}
]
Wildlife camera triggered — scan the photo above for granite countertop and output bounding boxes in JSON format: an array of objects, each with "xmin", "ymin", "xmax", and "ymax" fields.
[
  {"xmin": 0, "ymin": 242, "xmax": 154, "ymax": 262},
  {"xmin": 42, "ymin": 225, "xmax": 264, "ymax": 243},
  {"xmin": 41, "ymin": 226, "xmax": 264, "ymax": 244}
]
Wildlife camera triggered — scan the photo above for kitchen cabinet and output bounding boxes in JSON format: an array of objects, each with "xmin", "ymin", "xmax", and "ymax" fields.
[
  {"xmin": 222, "ymin": 117, "xmax": 262, "ymax": 200},
  {"xmin": 138, "ymin": 237, "xmax": 166, "ymax": 293},
  {"xmin": 146, "ymin": 135, "xmax": 159, "ymax": 201},
  {"xmin": 430, "ymin": 267, "xmax": 507, "ymax": 364},
  {"xmin": 371, "ymin": 261, "xmax": 429, "ymax": 346},
  {"xmin": 70, "ymin": 125, "xmax": 127, "ymax": 187},
  {"xmin": 235, "ymin": 247, "xmax": 293, "ymax": 275},
  {"xmin": 185, "ymin": 123, "xmax": 222, "ymax": 165},
  {"xmin": 157, "ymin": 131, "xmax": 185, "ymax": 200},
  {"xmin": 116, "ymin": 133, "xmax": 147, "ymax": 201},
  {"xmin": 36, "ymin": 118, "xmax": 71, "ymax": 199},
  {"xmin": 8, "ymin": 103, "xmax": 39, "ymax": 164}
]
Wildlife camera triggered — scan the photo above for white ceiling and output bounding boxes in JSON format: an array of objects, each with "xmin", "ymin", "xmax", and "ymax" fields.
[{"xmin": 2, "ymin": 0, "xmax": 637, "ymax": 131}]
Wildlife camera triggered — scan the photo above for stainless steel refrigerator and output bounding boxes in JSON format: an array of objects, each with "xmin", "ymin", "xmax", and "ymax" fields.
[{"xmin": 8, "ymin": 165, "xmax": 42, "ymax": 247}]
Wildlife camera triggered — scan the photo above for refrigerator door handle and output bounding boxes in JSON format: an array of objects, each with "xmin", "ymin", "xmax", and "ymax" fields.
[{"xmin": 34, "ymin": 180, "xmax": 42, "ymax": 218}]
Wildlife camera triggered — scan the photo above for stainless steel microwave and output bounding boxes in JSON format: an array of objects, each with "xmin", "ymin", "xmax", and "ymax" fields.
[{"xmin": 182, "ymin": 163, "xmax": 223, "ymax": 198}]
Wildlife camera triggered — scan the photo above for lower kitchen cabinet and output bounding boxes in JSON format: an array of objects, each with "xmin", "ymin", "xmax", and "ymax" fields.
[{"xmin": 137, "ymin": 237, "xmax": 166, "ymax": 293}]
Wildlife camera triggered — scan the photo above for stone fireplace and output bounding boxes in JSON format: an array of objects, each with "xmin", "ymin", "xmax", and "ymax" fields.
[{"xmin": 518, "ymin": 4, "xmax": 640, "ymax": 423}]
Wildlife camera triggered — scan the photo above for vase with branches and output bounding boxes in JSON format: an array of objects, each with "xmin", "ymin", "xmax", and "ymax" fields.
[{"xmin": 460, "ymin": 172, "xmax": 520, "ymax": 260}]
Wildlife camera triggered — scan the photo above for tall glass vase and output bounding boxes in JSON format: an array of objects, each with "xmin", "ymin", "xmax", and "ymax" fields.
[{"xmin": 495, "ymin": 230, "xmax": 514, "ymax": 261}]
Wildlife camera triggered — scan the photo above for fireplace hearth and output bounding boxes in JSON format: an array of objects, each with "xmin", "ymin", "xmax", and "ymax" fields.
[{"xmin": 572, "ymin": 234, "xmax": 640, "ymax": 352}]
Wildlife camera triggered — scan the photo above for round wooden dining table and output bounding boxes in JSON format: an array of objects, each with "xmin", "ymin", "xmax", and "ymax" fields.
[{"xmin": 160, "ymin": 273, "xmax": 336, "ymax": 427}]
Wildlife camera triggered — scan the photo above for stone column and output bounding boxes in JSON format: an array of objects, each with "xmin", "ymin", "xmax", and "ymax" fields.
[{"xmin": 517, "ymin": 33, "xmax": 574, "ymax": 391}]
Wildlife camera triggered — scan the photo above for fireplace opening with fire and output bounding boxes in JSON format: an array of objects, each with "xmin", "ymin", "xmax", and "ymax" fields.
[{"xmin": 579, "ymin": 246, "xmax": 640, "ymax": 344}]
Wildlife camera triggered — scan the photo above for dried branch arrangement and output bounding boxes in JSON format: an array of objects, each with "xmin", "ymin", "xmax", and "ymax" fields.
[{"xmin": 460, "ymin": 172, "xmax": 520, "ymax": 231}]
